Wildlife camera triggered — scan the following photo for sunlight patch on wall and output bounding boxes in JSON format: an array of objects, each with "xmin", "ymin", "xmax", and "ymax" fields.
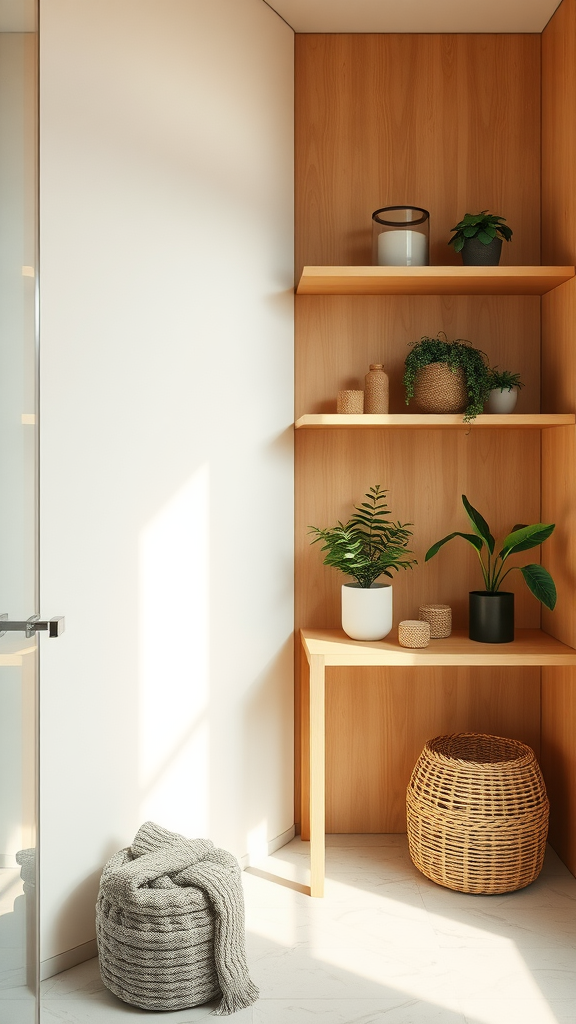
[{"xmin": 138, "ymin": 464, "xmax": 210, "ymax": 836}]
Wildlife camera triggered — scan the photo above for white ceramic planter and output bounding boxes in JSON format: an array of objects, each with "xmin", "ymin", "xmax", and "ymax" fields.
[
  {"xmin": 341, "ymin": 582, "xmax": 393, "ymax": 641},
  {"xmin": 486, "ymin": 387, "xmax": 518, "ymax": 413}
]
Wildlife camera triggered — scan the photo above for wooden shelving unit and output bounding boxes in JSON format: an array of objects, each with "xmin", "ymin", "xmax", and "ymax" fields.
[
  {"xmin": 295, "ymin": 31, "xmax": 576, "ymax": 884},
  {"xmin": 296, "ymin": 413, "xmax": 576, "ymax": 430},
  {"xmin": 302, "ymin": 628, "xmax": 576, "ymax": 667},
  {"xmin": 297, "ymin": 265, "xmax": 575, "ymax": 296}
]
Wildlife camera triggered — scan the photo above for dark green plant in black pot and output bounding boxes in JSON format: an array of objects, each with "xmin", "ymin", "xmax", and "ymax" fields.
[
  {"xmin": 425, "ymin": 495, "xmax": 556, "ymax": 643},
  {"xmin": 449, "ymin": 211, "xmax": 513, "ymax": 266},
  {"xmin": 403, "ymin": 333, "xmax": 491, "ymax": 422}
]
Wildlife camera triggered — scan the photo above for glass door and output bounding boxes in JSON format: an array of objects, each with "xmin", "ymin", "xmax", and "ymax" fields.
[{"xmin": 0, "ymin": 2, "xmax": 39, "ymax": 1021}]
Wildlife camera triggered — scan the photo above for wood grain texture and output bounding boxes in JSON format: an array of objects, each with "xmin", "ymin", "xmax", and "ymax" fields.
[
  {"xmin": 543, "ymin": 0, "xmax": 576, "ymax": 267},
  {"xmin": 294, "ymin": 34, "xmax": 542, "ymax": 833},
  {"xmin": 297, "ymin": 429, "xmax": 541, "ymax": 633},
  {"xmin": 542, "ymin": 667, "xmax": 576, "ymax": 876},
  {"xmin": 325, "ymin": 666, "xmax": 540, "ymax": 833},
  {"xmin": 295, "ymin": 34, "xmax": 541, "ymax": 276},
  {"xmin": 541, "ymin": 0, "xmax": 576, "ymax": 876},
  {"xmin": 295, "ymin": 295, "xmax": 540, "ymax": 418},
  {"xmin": 296, "ymin": 414, "xmax": 574, "ymax": 430},
  {"xmin": 302, "ymin": 628, "xmax": 576, "ymax": 666},
  {"xmin": 297, "ymin": 266, "xmax": 573, "ymax": 296},
  {"xmin": 542, "ymin": 427, "xmax": 576, "ymax": 649}
]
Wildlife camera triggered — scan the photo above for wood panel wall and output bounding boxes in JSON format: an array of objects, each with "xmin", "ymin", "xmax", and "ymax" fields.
[
  {"xmin": 542, "ymin": 0, "xmax": 576, "ymax": 874},
  {"xmin": 295, "ymin": 34, "xmax": 542, "ymax": 832}
]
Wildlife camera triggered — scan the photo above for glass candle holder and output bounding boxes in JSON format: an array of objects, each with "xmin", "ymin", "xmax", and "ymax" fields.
[{"xmin": 372, "ymin": 206, "xmax": 430, "ymax": 266}]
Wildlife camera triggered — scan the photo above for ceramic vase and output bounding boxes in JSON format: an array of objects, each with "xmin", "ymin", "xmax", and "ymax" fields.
[
  {"xmin": 486, "ymin": 387, "xmax": 518, "ymax": 413},
  {"xmin": 469, "ymin": 591, "xmax": 514, "ymax": 643},
  {"xmin": 341, "ymin": 582, "xmax": 393, "ymax": 641}
]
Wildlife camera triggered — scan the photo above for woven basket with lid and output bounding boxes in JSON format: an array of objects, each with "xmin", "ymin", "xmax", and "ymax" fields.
[
  {"xmin": 406, "ymin": 732, "xmax": 549, "ymax": 894},
  {"xmin": 413, "ymin": 363, "xmax": 467, "ymax": 413}
]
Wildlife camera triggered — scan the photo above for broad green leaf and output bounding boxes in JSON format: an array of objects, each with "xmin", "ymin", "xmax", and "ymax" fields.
[
  {"xmin": 463, "ymin": 225, "xmax": 478, "ymax": 237},
  {"xmin": 462, "ymin": 495, "xmax": 495, "ymax": 554},
  {"xmin": 454, "ymin": 238, "xmax": 464, "ymax": 252},
  {"xmin": 520, "ymin": 564, "xmax": 557, "ymax": 610},
  {"xmin": 500, "ymin": 523, "xmax": 555, "ymax": 559},
  {"xmin": 477, "ymin": 230, "xmax": 494, "ymax": 244},
  {"xmin": 425, "ymin": 531, "xmax": 484, "ymax": 561}
]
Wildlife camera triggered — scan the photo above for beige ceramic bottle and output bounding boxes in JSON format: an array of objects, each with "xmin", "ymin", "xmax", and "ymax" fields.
[{"xmin": 364, "ymin": 363, "xmax": 389, "ymax": 413}]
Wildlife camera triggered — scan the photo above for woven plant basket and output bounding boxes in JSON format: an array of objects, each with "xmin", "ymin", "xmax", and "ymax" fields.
[
  {"xmin": 413, "ymin": 363, "xmax": 467, "ymax": 413},
  {"xmin": 406, "ymin": 733, "xmax": 549, "ymax": 894}
]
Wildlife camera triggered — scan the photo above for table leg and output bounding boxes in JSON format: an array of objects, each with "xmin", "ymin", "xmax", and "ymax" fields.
[{"xmin": 309, "ymin": 653, "xmax": 325, "ymax": 898}]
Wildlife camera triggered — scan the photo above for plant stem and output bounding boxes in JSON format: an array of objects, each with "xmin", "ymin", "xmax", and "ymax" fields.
[
  {"xmin": 476, "ymin": 547, "xmax": 489, "ymax": 589},
  {"xmin": 495, "ymin": 565, "xmax": 518, "ymax": 589},
  {"xmin": 491, "ymin": 554, "xmax": 510, "ymax": 592}
]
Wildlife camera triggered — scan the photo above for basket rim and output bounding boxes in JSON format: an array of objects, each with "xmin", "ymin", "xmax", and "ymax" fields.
[{"xmin": 424, "ymin": 732, "xmax": 536, "ymax": 767}]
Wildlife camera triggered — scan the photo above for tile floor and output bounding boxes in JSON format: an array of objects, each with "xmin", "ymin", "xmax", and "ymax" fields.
[{"xmin": 40, "ymin": 835, "xmax": 576, "ymax": 1024}]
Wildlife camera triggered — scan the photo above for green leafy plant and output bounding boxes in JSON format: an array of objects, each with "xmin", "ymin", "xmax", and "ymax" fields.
[
  {"xmin": 488, "ymin": 367, "xmax": 525, "ymax": 392},
  {"xmin": 425, "ymin": 494, "xmax": 556, "ymax": 610},
  {"xmin": 403, "ymin": 333, "xmax": 491, "ymax": 422},
  {"xmin": 309, "ymin": 484, "xmax": 417, "ymax": 588},
  {"xmin": 449, "ymin": 211, "xmax": 513, "ymax": 253}
]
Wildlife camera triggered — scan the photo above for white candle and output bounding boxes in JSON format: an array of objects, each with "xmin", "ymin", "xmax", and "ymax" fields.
[{"xmin": 378, "ymin": 229, "xmax": 428, "ymax": 266}]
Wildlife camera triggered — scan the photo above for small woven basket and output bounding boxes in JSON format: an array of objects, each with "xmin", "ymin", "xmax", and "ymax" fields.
[
  {"xmin": 398, "ymin": 620, "xmax": 430, "ymax": 648},
  {"xmin": 406, "ymin": 733, "xmax": 549, "ymax": 894},
  {"xmin": 337, "ymin": 389, "xmax": 364, "ymax": 414},
  {"xmin": 419, "ymin": 603, "xmax": 452, "ymax": 638},
  {"xmin": 413, "ymin": 363, "xmax": 467, "ymax": 413}
]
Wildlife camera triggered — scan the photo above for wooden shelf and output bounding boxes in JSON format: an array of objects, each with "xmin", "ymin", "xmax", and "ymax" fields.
[
  {"xmin": 301, "ymin": 628, "xmax": 576, "ymax": 667},
  {"xmin": 296, "ymin": 413, "xmax": 576, "ymax": 430},
  {"xmin": 296, "ymin": 265, "xmax": 576, "ymax": 296}
]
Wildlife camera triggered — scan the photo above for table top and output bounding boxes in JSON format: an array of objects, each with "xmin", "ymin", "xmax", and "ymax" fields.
[{"xmin": 300, "ymin": 628, "xmax": 576, "ymax": 667}]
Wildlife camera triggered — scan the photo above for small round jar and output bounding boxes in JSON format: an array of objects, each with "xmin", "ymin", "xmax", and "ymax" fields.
[
  {"xmin": 398, "ymin": 620, "xmax": 430, "ymax": 648},
  {"xmin": 337, "ymin": 390, "xmax": 364, "ymax": 414},
  {"xmin": 372, "ymin": 206, "xmax": 430, "ymax": 267},
  {"xmin": 419, "ymin": 604, "xmax": 452, "ymax": 638}
]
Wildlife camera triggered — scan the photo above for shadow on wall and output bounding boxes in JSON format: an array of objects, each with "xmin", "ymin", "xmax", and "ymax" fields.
[{"xmin": 241, "ymin": 638, "xmax": 294, "ymax": 862}]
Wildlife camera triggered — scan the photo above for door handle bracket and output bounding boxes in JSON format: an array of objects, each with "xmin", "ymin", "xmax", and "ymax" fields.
[{"xmin": 0, "ymin": 613, "xmax": 65, "ymax": 639}]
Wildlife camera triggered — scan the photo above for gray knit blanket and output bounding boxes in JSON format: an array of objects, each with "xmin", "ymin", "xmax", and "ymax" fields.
[{"xmin": 96, "ymin": 822, "xmax": 258, "ymax": 1015}]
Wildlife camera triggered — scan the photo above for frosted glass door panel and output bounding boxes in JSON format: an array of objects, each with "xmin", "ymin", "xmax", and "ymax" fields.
[{"xmin": 0, "ymin": 15, "xmax": 38, "ymax": 1024}]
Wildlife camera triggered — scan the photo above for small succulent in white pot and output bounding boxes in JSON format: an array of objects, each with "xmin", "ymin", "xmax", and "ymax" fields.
[{"xmin": 486, "ymin": 368, "xmax": 524, "ymax": 413}]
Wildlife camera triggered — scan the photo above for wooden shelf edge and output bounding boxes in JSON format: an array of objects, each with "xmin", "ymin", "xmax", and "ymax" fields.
[
  {"xmin": 295, "ymin": 414, "xmax": 576, "ymax": 429},
  {"xmin": 296, "ymin": 265, "xmax": 576, "ymax": 296},
  {"xmin": 300, "ymin": 628, "xmax": 576, "ymax": 667}
]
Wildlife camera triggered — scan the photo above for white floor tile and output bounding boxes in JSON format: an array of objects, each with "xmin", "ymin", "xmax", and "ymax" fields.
[
  {"xmin": 39, "ymin": 837, "xmax": 576, "ymax": 1023},
  {"xmin": 253, "ymin": 997, "xmax": 466, "ymax": 1023}
]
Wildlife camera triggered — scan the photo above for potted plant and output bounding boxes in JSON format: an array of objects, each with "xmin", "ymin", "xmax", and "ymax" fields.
[
  {"xmin": 449, "ymin": 211, "xmax": 513, "ymax": 266},
  {"xmin": 425, "ymin": 495, "xmax": 556, "ymax": 643},
  {"xmin": 486, "ymin": 367, "xmax": 524, "ymax": 414},
  {"xmin": 308, "ymin": 484, "xmax": 416, "ymax": 641},
  {"xmin": 403, "ymin": 333, "xmax": 491, "ymax": 422}
]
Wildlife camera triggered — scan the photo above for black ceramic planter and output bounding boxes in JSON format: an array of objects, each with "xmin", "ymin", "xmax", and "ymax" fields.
[
  {"xmin": 469, "ymin": 591, "xmax": 514, "ymax": 643},
  {"xmin": 461, "ymin": 237, "xmax": 502, "ymax": 266}
]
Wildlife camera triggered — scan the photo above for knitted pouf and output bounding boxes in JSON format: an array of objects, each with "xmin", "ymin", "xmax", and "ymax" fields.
[
  {"xmin": 96, "ymin": 822, "xmax": 258, "ymax": 1015},
  {"xmin": 406, "ymin": 733, "xmax": 549, "ymax": 894}
]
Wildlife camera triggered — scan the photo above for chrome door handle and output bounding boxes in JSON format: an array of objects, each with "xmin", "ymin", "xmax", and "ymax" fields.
[{"xmin": 0, "ymin": 613, "xmax": 65, "ymax": 639}]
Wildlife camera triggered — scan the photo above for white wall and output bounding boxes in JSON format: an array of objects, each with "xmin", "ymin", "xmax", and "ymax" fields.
[{"xmin": 39, "ymin": 0, "xmax": 294, "ymax": 968}]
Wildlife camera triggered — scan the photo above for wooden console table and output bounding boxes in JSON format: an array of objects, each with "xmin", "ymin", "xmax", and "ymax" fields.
[{"xmin": 299, "ymin": 627, "xmax": 576, "ymax": 897}]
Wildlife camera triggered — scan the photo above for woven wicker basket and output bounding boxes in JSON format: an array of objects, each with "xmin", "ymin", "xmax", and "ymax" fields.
[
  {"xmin": 419, "ymin": 603, "xmax": 452, "ymax": 638},
  {"xmin": 398, "ymin": 620, "xmax": 430, "ymax": 648},
  {"xmin": 406, "ymin": 733, "xmax": 549, "ymax": 894},
  {"xmin": 413, "ymin": 363, "xmax": 467, "ymax": 413}
]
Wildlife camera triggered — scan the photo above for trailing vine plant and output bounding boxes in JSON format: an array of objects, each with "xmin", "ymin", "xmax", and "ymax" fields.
[
  {"xmin": 308, "ymin": 484, "xmax": 417, "ymax": 588},
  {"xmin": 403, "ymin": 332, "xmax": 491, "ymax": 422}
]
